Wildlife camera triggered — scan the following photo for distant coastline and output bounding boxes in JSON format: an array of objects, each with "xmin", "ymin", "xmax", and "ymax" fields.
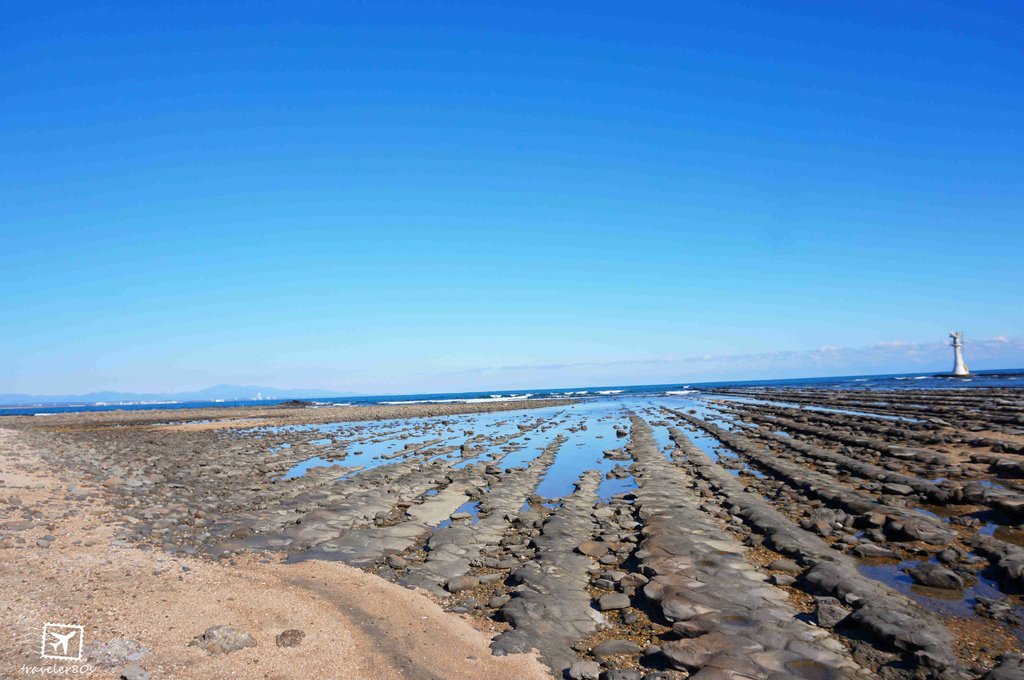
[{"xmin": 2, "ymin": 368, "xmax": 1021, "ymax": 417}]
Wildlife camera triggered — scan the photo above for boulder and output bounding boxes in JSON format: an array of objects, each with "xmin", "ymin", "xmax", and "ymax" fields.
[
  {"xmin": 907, "ymin": 563, "xmax": 963, "ymax": 590},
  {"xmin": 568, "ymin": 660, "xmax": 601, "ymax": 680},
  {"xmin": 882, "ymin": 483, "xmax": 914, "ymax": 496},
  {"xmin": 577, "ymin": 541, "xmax": 610, "ymax": 558},
  {"xmin": 814, "ymin": 596, "xmax": 850, "ymax": 628},
  {"xmin": 591, "ymin": 638, "xmax": 642, "ymax": 659},
  {"xmin": 601, "ymin": 670, "xmax": 641, "ymax": 680},
  {"xmin": 619, "ymin": 572, "xmax": 649, "ymax": 589},
  {"xmin": 445, "ymin": 575, "xmax": 480, "ymax": 593},
  {"xmin": 598, "ymin": 593, "xmax": 630, "ymax": 610},
  {"xmin": 767, "ymin": 558, "xmax": 801, "ymax": 574}
]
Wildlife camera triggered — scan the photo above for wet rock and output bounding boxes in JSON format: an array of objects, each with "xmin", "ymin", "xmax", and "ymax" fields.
[
  {"xmin": 188, "ymin": 626, "xmax": 257, "ymax": 654},
  {"xmin": 603, "ymin": 448, "xmax": 630, "ymax": 461},
  {"xmin": 973, "ymin": 534, "xmax": 1024, "ymax": 592},
  {"xmin": 606, "ymin": 465, "xmax": 631, "ymax": 479},
  {"xmin": 975, "ymin": 596, "xmax": 1021, "ymax": 624},
  {"xmin": 907, "ymin": 563, "xmax": 963, "ymax": 590},
  {"xmin": 852, "ymin": 543, "xmax": 897, "ymax": 559},
  {"xmin": 275, "ymin": 629, "xmax": 305, "ymax": 647}
]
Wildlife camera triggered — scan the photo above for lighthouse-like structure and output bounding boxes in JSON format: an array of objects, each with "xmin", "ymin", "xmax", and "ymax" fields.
[{"xmin": 950, "ymin": 332, "xmax": 971, "ymax": 376}]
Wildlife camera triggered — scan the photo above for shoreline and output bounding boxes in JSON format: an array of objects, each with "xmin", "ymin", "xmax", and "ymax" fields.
[
  {"xmin": 0, "ymin": 397, "xmax": 575, "ymax": 430},
  {"xmin": 0, "ymin": 427, "xmax": 551, "ymax": 679},
  {"xmin": 2, "ymin": 387, "xmax": 1023, "ymax": 678}
]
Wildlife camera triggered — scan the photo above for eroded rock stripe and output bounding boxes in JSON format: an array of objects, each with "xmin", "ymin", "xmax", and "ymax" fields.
[
  {"xmin": 665, "ymin": 407, "xmax": 958, "ymax": 546},
  {"xmin": 667, "ymin": 424, "xmax": 965, "ymax": 677},
  {"xmin": 491, "ymin": 470, "xmax": 604, "ymax": 675},
  {"xmin": 400, "ymin": 434, "xmax": 566, "ymax": 594},
  {"xmin": 627, "ymin": 415, "xmax": 865, "ymax": 678}
]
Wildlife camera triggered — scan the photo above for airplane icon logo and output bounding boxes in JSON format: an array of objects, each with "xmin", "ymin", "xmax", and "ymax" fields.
[
  {"xmin": 40, "ymin": 623, "xmax": 84, "ymax": 661},
  {"xmin": 49, "ymin": 630, "xmax": 77, "ymax": 655}
]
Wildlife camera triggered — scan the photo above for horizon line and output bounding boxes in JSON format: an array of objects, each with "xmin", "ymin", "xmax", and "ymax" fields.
[{"xmin": 3, "ymin": 366, "xmax": 1022, "ymax": 408}]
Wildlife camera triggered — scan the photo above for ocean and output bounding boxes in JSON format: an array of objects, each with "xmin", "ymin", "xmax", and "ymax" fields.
[{"xmin": 3, "ymin": 368, "xmax": 1022, "ymax": 418}]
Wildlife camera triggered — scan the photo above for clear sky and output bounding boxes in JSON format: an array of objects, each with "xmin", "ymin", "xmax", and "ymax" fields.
[{"xmin": 2, "ymin": 1, "xmax": 1022, "ymax": 395}]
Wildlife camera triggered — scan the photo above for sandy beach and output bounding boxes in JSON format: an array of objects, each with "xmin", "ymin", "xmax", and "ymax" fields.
[
  {"xmin": 2, "ymin": 390, "xmax": 1023, "ymax": 679},
  {"xmin": 0, "ymin": 423, "xmax": 552, "ymax": 679}
]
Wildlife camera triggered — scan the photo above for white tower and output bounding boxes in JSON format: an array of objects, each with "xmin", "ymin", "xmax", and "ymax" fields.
[{"xmin": 949, "ymin": 332, "xmax": 970, "ymax": 376}]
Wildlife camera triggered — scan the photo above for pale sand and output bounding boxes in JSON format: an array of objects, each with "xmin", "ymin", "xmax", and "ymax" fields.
[{"xmin": 0, "ymin": 428, "xmax": 552, "ymax": 679}]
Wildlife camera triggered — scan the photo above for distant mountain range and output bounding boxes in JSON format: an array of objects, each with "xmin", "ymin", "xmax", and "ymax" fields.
[{"xmin": 0, "ymin": 384, "xmax": 361, "ymax": 406}]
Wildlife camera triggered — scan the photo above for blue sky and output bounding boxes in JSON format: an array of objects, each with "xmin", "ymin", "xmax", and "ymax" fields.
[{"xmin": 2, "ymin": 1, "xmax": 1022, "ymax": 395}]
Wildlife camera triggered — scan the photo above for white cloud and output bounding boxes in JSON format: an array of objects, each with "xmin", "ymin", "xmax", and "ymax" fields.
[{"xmin": 422, "ymin": 334, "xmax": 1024, "ymax": 391}]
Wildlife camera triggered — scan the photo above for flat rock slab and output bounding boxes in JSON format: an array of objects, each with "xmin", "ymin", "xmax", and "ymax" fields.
[{"xmin": 407, "ymin": 486, "xmax": 471, "ymax": 525}]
